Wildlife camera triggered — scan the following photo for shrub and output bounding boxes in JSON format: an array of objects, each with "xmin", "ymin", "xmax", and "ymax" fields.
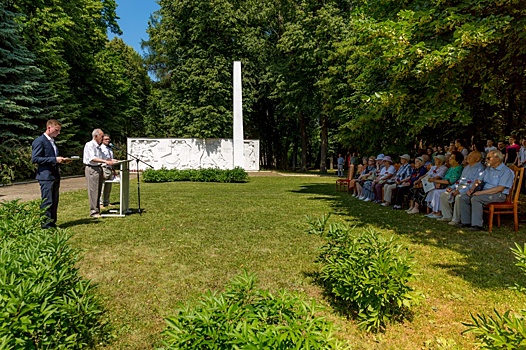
[
  {"xmin": 0, "ymin": 200, "xmax": 110, "ymax": 348},
  {"xmin": 160, "ymin": 270, "xmax": 348, "ymax": 349},
  {"xmin": 307, "ymin": 215, "xmax": 422, "ymax": 332},
  {"xmin": 143, "ymin": 167, "xmax": 249, "ymax": 183},
  {"xmin": 462, "ymin": 243, "xmax": 526, "ymax": 347}
]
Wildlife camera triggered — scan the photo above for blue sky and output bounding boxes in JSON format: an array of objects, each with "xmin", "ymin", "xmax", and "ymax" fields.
[{"xmin": 110, "ymin": 0, "xmax": 160, "ymax": 55}]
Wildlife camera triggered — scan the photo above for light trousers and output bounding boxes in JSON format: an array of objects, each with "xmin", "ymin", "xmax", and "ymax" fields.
[{"xmin": 459, "ymin": 193, "xmax": 506, "ymax": 227}]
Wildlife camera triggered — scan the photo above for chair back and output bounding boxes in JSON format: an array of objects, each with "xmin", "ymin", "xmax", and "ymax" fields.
[
  {"xmin": 506, "ymin": 165, "xmax": 524, "ymax": 204},
  {"xmin": 347, "ymin": 164, "xmax": 355, "ymax": 180}
]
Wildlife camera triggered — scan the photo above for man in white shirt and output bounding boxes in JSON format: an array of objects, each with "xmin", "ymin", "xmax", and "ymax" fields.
[
  {"xmin": 100, "ymin": 134, "xmax": 114, "ymax": 207},
  {"xmin": 83, "ymin": 129, "xmax": 115, "ymax": 218}
]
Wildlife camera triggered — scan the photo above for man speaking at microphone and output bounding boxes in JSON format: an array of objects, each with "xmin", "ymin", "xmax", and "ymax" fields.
[{"xmin": 83, "ymin": 129, "xmax": 116, "ymax": 218}]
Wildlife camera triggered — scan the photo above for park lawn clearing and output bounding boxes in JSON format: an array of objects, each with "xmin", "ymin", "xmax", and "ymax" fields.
[{"xmin": 56, "ymin": 175, "xmax": 526, "ymax": 349}]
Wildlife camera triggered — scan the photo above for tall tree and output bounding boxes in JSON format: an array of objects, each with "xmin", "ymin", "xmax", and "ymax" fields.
[{"xmin": 0, "ymin": 3, "xmax": 53, "ymax": 142}]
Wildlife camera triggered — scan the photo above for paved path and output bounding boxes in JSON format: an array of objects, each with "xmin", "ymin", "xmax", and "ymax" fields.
[{"xmin": 0, "ymin": 176, "xmax": 88, "ymax": 203}]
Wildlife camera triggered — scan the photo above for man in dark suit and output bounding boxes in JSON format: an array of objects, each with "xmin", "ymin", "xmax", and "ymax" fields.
[{"xmin": 31, "ymin": 119, "xmax": 67, "ymax": 229}]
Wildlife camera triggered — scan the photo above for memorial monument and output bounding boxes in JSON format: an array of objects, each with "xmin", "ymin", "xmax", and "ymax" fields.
[{"xmin": 127, "ymin": 61, "xmax": 259, "ymax": 172}]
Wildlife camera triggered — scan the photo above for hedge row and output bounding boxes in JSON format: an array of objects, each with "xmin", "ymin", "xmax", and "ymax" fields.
[
  {"xmin": 142, "ymin": 167, "xmax": 249, "ymax": 183},
  {"xmin": 0, "ymin": 200, "xmax": 110, "ymax": 349}
]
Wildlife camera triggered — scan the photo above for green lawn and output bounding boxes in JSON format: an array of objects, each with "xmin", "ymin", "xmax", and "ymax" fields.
[{"xmin": 57, "ymin": 176, "xmax": 526, "ymax": 349}]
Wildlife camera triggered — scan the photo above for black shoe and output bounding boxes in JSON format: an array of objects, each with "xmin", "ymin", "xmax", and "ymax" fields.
[
  {"xmin": 461, "ymin": 224, "xmax": 471, "ymax": 228},
  {"xmin": 467, "ymin": 226, "xmax": 484, "ymax": 231}
]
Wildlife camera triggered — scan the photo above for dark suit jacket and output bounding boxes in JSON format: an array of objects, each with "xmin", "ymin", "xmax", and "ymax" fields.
[{"xmin": 32, "ymin": 134, "xmax": 60, "ymax": 181}]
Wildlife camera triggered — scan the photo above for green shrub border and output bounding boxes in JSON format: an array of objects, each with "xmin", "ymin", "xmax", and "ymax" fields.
[{"xmin": 142, "ymin": 167, "xmax": 249, "ymax": 183}]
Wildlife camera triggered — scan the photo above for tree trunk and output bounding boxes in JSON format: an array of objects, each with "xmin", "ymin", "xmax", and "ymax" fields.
[
  {"xmin": 320, "ymin": 115, "xmax": 328, "ymax": 173},
  {"xmin": 300, "ymin": 111, "xmax": 307, "ymax": 171}
]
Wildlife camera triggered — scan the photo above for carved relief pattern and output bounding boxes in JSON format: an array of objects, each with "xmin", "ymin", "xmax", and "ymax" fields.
[{"xmin": 127, "ymin": 138, "xmax": 259, "ymax": 171}]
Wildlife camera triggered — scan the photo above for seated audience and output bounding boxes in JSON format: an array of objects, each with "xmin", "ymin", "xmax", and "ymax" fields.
[
  {"xmin": 362, "ymin": 154, "xmax": 385, "ymax": 201},
  {"xmin": 458, "ymin": 150, "xmax": 515, "ymax": 231},
  {"xmin": 439, "ymin": 151, "xmax": 485, "ymax": 224},
  {"xmin": 424, "ymin": 151, "xmax": 464, "ymax": 218},
  {"xmin": 350, "ymin": 157, "xmax": 368, "ymax": 196},
  {"xmin": 373, "ymin": 156, "xmax": 396, "ymax": 203},
  {"xmin": 406, "ymin": 154, "xmax": 447, "ymax": 214},
  {"xmin": 355, "ymin": 157, "xmax": 377, "ymax": 199},
  {"xmin": 381, "ymin": 154, "xmax": 412, "ymax": 207},
  {"xmin": 391, "ymin": 157, "xmax": 427, "ymax": 209}
]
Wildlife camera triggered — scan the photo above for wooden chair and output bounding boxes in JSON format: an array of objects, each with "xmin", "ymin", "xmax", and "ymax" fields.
[
  {"xmin": 483, "ymin": 165, "xmax": 524, "ymax": 232},
  {"xmin": 336, "ymin": 164, "xmax": 355, "ymax": 191}
]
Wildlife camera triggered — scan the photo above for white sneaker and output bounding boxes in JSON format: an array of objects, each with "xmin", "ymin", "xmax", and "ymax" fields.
[
  {"xmin": 358, "ymin": 195, "xmax": 364, "ymax": 200},
  {"xmin": 407, "ymin": 208, "xmax": 420, "ymax": 214},
  {"xmin": 425, "ymin": 213, "xmax": 436, "ymax": 218},
  {"xmin": 364, "ymin": 197, "xmax": 371, "ymax": 202},
  {"xmin": 448, "ymin": 221, "xmax": 459, "ymax": 226},
  {"xmin": 381, "ymin": 202, "xmax": 390, "ymax": 207}
]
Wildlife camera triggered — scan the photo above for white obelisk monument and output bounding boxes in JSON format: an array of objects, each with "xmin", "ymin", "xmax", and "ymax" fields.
[{"xmin": 233, "ymin": 61, "xmax": 244, "ymax": 168}]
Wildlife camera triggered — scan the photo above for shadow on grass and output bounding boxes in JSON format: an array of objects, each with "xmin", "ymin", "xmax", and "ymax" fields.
[
  {"xmin": 59, "ymin": 218, "xmax": 103, "ymax": 229},
  {"xmin": 292, "ymin": 182, "xmax": 526, "ymax": 290}
]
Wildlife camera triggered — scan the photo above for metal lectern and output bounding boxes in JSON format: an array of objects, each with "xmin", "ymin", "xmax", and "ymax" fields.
[{"xmin": 101, "ymin": 159, "xmax": 132, "ymax": 217}]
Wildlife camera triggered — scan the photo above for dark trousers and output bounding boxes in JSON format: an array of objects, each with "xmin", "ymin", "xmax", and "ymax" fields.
[
  {"xmin": 39, "ymin": 179, "xmax": 60, "ymax": 228},
  {"xmin": 393, "ymin": 185, "xmax": 411, "ymax": 206}
]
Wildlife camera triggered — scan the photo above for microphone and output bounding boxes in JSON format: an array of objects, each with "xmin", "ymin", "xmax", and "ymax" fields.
[{"xmin": 109, "ymin": 143, "xmax": 121, "ymax": 150}]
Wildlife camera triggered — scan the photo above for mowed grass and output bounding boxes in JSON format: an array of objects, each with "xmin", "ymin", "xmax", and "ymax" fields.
[{"xmin": 55, "ymin": 175, "xmax": 526, "ymax": 349}]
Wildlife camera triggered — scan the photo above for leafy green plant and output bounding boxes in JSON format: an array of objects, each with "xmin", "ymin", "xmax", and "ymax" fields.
[
  {"xmin": 0, "ymin": 200, "xmax": 111, "ymax": 348},
  {"xmin": 143, "ymin": 167, "xmax": 249, "ymax": 183},
  {"xmin": 462, "ymin": 243, "xmax": 526, "ymax": 347},
  {"xmin": 307, "ymin": 216, "xmax": 422, "ymax": 332},
  {"xmin": 463, "ymin": 309, "xmax": 526, "ymax": 348},
  {"xmin": 160, "ymin": 270, "xmax": 347, "ymax": 349}
]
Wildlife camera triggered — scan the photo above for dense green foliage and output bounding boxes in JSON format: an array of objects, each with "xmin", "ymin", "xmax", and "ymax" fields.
[
  {"xmin": 142, "ymin": 167, "xmax": 248, "ymax": 183},
  {"xmin": 4, "ymin": 0, "xmax": 525, "ymax": 176},
  {"xmin": 145, "ymin": 0, "xmax": 526, "ymax": 166},
  {"xmin": 462, "ymin": 243, "xmax": 526, "ymax": 348},
  {"xmin": 307, "ymin": 215, "xmax": 422, "ymax": 331},
  {"xmin": 0, "ymin": 200, "xmax": 110, "ymax": 348},
  {"xmin": 161, "ymin": 270, "xmax": 347, "ymax": 349}
]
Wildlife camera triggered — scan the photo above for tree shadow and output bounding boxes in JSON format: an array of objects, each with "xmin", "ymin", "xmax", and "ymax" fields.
[{"xmin": 292, "ymin": 182, "xmax": 526, "ymax": 290}]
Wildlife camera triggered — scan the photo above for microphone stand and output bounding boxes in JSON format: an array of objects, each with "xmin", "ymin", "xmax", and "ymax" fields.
[{"xmin": 110, "ymin": 143, "xmax": 153, "ymax": 215}]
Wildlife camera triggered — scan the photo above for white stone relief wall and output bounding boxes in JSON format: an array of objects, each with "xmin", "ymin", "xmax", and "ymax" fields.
[{"xmin": 127, "ymin": 138, "xmax": 260, "ymax": 171}]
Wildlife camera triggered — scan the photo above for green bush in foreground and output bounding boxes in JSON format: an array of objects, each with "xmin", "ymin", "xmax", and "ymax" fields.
[
  {"xmin": 462, "ymin": 243, "xmax": 526, "ymax": 348},
  {"xmin": 307, "ymin": 215, "xmax": 422, "ymax": 332},
  {"xmin": 143, "ymin": 167, "xmax": 249, "ymax": 183},
  {"xmin": 0, "ymin": 200, "xmax": 110, "ymax": 349},
  {"xmin": 160, "ymin": 270, "xmax": 348, "ymax": 349}
]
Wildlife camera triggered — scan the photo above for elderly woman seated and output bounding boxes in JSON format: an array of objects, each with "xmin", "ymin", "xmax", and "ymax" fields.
[
  {"xmin": 381, "ymin": 154, "xmax": 412, "ymax": 207},
  {"xmin": 391, "ymin": 156, "xmax": 427, "ymax": 209},
  {"xmin": 361, "ymin": 154, "xmax": 385, "ymax": 201},
  {"xmin": 349, "ymin": 157, "xmax": 367, "ymax": 195},
  {"xmin": 355, "ymin": 157, "xmax": 377, "ymax": 199},
  {"xmin": 424, "ymin": 151, "xmax": 464, "ymax": 218},
  {"xmin": 406, "ymin": 154, "xmax": 448, "ymax": 214},
  {"xmin": 372, "ymin": 156, "xmax": 396, "ymax": 203}
]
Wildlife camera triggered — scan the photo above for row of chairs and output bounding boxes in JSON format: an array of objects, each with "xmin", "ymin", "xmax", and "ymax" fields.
[{"xmin": 336, "ymin": 164, "xmax": 524, "ymax": 232}]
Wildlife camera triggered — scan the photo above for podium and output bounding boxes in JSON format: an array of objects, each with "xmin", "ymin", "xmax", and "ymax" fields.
[{"xmin": 101, "ymin": 160, "xmax": 132, "ymax": 217}]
